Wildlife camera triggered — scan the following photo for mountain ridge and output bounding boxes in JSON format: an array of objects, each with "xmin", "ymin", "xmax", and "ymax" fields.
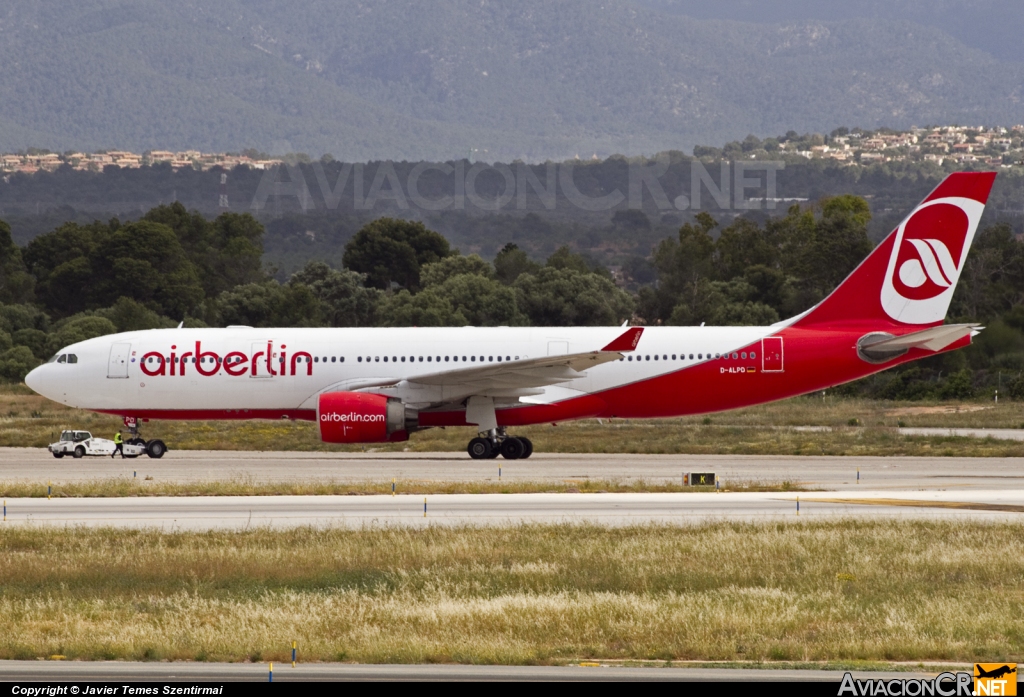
[{"xmin": 0, "ymin": 0, "xmax": 1020, "ymax": 160}]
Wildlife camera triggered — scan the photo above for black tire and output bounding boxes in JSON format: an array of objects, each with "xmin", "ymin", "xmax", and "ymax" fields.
[
  {"xmin": 146, "ymin": 439, "xmax": 167, "ymax": 459},
  {"xmin": 519, "ymin": 437, "xmax": 534, "ymax": 459},
  {"xmin": 467, "ymin": 437, "xmax": 492, "ymax": 460},
  {"xmin": 73, "ymin": 446, "xmax": 85, "ymax": 459},
  {"xmin": 500, "ymin": 437, "xmax": 525, "ymax": 460},
  {"xmin": 52, "ymin": 451, "xmax": 64, "ymax": 459}
]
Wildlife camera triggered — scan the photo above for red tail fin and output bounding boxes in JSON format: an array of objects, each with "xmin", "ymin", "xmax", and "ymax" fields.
[{"xmin": 791, "ymin": 172, "xmax": 997, "ymax": 330}]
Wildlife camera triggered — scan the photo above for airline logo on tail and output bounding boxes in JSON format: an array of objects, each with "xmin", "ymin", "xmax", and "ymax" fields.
[{"xmin": 881, "ymin": 196, "xmax": 985, "ymax": 324}]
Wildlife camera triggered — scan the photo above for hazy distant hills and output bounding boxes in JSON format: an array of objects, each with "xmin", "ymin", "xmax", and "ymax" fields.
[{"xmin": 0, "ymin": 0, "xmax": 1021, "ymax": 160}]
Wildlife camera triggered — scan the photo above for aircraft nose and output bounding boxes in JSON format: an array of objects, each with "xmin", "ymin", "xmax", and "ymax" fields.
[{"xmin": 24, "ymin": 364, "xmax": 45, "ymax": 395}]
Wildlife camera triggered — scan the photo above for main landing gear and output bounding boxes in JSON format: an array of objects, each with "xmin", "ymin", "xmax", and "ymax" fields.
[{"xmin": 467, "ymin": 428, "xmax": 533, "ymax": 460}]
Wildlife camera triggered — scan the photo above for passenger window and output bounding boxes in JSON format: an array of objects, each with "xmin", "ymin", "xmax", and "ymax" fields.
[
  {"xmin": 741, "ymin": 352, "xmax": 747, "ymax": 359},
  {"xmin": 689, "ymin": 354, "xmax": 693, "ymax": 360},
  {"xmin": 672, "ymin": 354, "xmax": 676, "ymax": 360},
  {"xmin": 750, "ymin": 352, "xmax": 756, "ymax": 359},
  {"xmin": 445, "ymin": 356, "xmax": 450, "ymax": 362},
  {"xmin": 628, "ymin": 356, "xmax": 633, "ymax": 361},
  {"xmin": 663, "ymin": 355, "xmax": 667, "ymax": 360},
  {"xmin": 654, "ymin": 355, "xmax": 658, "ymax": 361},
  {"xmin": 732, "ymin": 353, "xmax": 738, "ymax": 359},
  {"xmin": 698, "ymin": 354, "xmax": 702, "ymax": 359}
]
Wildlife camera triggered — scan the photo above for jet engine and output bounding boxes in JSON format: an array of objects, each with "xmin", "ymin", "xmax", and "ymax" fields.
[{"xmin": 317, "ymin": 392, "xmax": 415, "ymax": 443}]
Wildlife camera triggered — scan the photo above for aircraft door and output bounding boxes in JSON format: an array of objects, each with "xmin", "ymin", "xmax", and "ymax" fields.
[
  {"xmin": 107, "ymin": 343, "xmax": 131, "ymax": 378},
  {"xmin": 250, "ymin": 341, "xmax": 277, "ymax": 378},
  {"xmin": 761, "ymin": 337, "xmax": 784, "ymax": 372}
]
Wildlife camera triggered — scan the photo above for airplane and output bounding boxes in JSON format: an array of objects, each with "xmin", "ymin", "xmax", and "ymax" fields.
[{"xmin": 26, "ymin": 171, "xmax": 996, "ymax": 460}]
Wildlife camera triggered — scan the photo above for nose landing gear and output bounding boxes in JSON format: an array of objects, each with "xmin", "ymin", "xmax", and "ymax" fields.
[{"xmin": 467, "ymin": 429, "xmax": 533, "ymax": 460}]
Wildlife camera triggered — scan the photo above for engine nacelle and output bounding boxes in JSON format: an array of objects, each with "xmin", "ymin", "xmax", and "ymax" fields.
[{"xmin": 317, "ymin": 392, "xmax": 413, "ymax": 443}]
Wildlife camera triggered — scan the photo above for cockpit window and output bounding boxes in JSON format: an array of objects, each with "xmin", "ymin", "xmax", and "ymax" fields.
[
  {"xmin": 58, "ymin": 355, "xmax": 67, "ymax": 364},
  {"xmin": 67, "ymin": 354, "xmax": 78, "ymax": 364},
  {"xmin": 47, "ymin": 354, "xmax": 61, "ymax": 364}
]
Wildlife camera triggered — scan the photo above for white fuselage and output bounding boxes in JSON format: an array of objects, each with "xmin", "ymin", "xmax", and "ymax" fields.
[{"xmin": 28, "ymin": 325, "xmax": 773, "ymax": 415}]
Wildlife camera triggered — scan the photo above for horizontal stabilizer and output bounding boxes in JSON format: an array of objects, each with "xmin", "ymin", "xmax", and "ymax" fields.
[{"xmin": 858, "ymin": 324, "xmax": 979, "ymax": 363}]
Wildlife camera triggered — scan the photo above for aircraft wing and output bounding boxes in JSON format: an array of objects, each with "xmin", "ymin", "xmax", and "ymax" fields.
[{"xmin": 406, "ymin": 327, "xmax": 643, "ymax": 393}]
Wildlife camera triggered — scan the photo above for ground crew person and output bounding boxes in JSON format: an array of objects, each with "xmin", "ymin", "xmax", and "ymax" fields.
[{"xmin": 112, "ymin": 431, "xmax": 124, "ymax": 458}]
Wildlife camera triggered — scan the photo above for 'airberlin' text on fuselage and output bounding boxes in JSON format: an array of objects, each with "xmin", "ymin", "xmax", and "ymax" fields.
[{"xmin": 138, "ymin": 342, "xmax": 313, "ymax": 377}]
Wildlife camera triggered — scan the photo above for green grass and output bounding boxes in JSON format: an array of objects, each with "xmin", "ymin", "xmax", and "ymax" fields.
[
  {"xmin": 0, "ymin": 477, "xmax": 802, "ymax": 498},
  {"xmin": 0, "ymin": 521, "xmax": 1020, "ymax": 664},
  {"xmin": 4, "ymin": 385, "xmax": 1023, "ymax": 455}
]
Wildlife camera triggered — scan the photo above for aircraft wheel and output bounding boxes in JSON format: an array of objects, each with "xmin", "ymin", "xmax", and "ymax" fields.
[
  {"xmin": 468, "ymin": 437, "xmax": 492, "ymax": 460},
  {"xmin": 500, "ymin": 437, "xmax": 525, "ymax": 460},
  {"xmin": 146, "ymin": 440, "xmax": 167, "ymax": 459},
  {"xmin": 73, "ymin": 446, "xmax": 85, "ymax": 459},
  {"xmin": 519, "ymin": 437, "xmax": 534, "ymax": 459},
  {"xmin": 52, "ymin": 451, "xmax": 64, "ymax": 458}
]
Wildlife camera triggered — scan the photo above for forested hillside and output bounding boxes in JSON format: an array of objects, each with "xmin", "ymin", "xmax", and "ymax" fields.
[
  {"xmin": 1, "ymin": 198, "xmax": 1023, "ymax": 401},
  {"xmin": 1, "ymin": 0, "xmax": 1022, "ymax": 159}
]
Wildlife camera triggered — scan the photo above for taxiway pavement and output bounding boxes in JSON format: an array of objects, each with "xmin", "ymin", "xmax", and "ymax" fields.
[
  {"xmin": 2, "ymin": 489, "xmax": 1022, "ymax": 529},
  {"xmin": 2, "ymin": 448, "xmax": 1023, "ymax": 491}
]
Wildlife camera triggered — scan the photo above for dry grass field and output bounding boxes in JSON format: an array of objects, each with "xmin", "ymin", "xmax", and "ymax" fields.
[
  {"xmin": 0, "ymin": 477, "xmax": 799, "ymax": 498},
  {"xmin": 1, "ymin": 385, "xmax": 1023, "ymax": 456},
  {"xmin": 0, "ymin": 521, "xmax": 1020, "ymax": 664}
]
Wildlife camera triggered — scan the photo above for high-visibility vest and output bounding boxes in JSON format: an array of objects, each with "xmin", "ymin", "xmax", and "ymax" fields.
[{"xmin": 114, "ymin": 433, "xmax": 122, "ymax": 444}]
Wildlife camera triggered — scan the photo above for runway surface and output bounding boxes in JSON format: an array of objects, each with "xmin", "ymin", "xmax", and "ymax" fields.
[
  {"xmin": 0, "ymin": 660, "xmax": 939, "ymax": 682},
  {"xmin": 3, "ymin": 448, "xmax": 1023, "ymax": 491},
  {"xmin": 2, "ymin": 489, "xmax": 1022, "ymax": 529}
]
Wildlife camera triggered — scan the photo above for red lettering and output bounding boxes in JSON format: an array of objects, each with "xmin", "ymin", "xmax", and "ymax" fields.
[
  {"xmin": 291, "ymin": 351, "xmax": 313, "ymax": 376},
  {"xmin": 195, "ymin": 341, "xmax": 220, "ymax": 377},
  {"xmin": 250, "ymin": 350, "xmax": 263, "ymax": 376},
  {"xmin": 224, "ymin": 351, "xmax": 248, "ymax": 377},
  {"xmin": 179, "ymin": 352, "xmax": 193, "ymax": 375},
  {"xmin": 140, "ymin": 352, "xmax": 166, "ymax": 377},
  {"xmin": 267, "ymin": 341, "xmax": 276, "ymax": 376}
]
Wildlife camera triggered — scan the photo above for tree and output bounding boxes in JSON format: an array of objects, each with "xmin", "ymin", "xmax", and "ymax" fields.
[
  {"xmin": 0, "ymin": 346, "xmax": 38, "ymax": 382},
  {"xmin": 46, "ymin": 316, "xmax": 118, "ymax": 356},
  {"xmin": 493, "ymin": 243, "xmax": 540, "ymax": 285},
  {"xmin": 215, "ymin": 281, "xmax": 326, "ymax": 328},
  {"xmin": 546, "ymin": 246, "xmax": 596, "ymax": 274},
  {"xmin": 420, "ymin": 254, "xmax": 493, "ymax": 287},
  {"xmin": 343, "ymin": 218, "xmax": 452, "ymax": 290},
  {"xmin": 143, "ymin": 203, "xmax": 266, "ymax": 296},
  {"xmin": 515, "ymin": 267, "xmax": 633, "ymax": 326},
  {"xmin": 376, "ymin": 289, "xmax": 463, "ymax": 327},
  {"xmin": 430, "ymin": 274, "xmax": 527, "ymax": 326},
  {"xmin": 0, "ymin": 220, "xmax": 33, "ymax": 304},
  {"xmin": 288, "ymin": 261, "xmax": 381, "ymax": 326}
]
